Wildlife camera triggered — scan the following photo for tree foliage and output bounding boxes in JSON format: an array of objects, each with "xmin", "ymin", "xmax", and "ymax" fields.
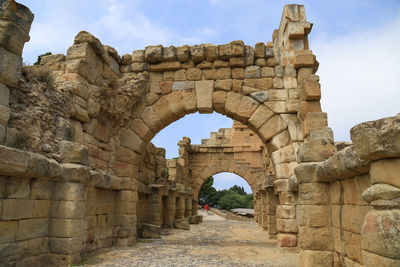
[
  {"xmin": 34, "ymin": 52, "xmax": 52, "ymax": 65},
  {"xmin": 198, "ymin": 176, "xmax": 254, "ymax": 210}
]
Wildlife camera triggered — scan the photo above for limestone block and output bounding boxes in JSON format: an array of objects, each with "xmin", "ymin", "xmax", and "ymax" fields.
[
  {"xmin": 49, "ymin": 218, "xmax": 84, "ymax": 238},
  {"xmin": 0, "ymin": 221, "xmax": 17, "ymax": 243},
  {"xmin": 52, "ymin": 182, "xmax": 84, "ymax": 201},
  {"xmin": 141, "ymin": 106, "xmax": 163, "ymax": 133},
  {"xmin": 214, "ymin": 60, "xmax": 229, "ymax": 68},
  {"xmin": 0, "ymin": 83, "xmax": 9, "ymax": 107},
  {"xmin": 258, "ymin": 115, "xmax": 287, "ymax": 142},
  {"xmin": 255, "ymin": 58, "xmax": 266, "ymax": 67},
  {"xmin": 370, "ymin": 158, "xmax": 400, "ymax": 188},
  {"xmin": 120, "ymin": 128, "xmax": 146, "ymax": 153},
  {"xmin": 181, "ymin": 89, "xmax": 197, "ymax": 114},
  {"xmin": 217, "ymin": 67, "xmax": 231, "ymax": 79},
  {"xmin": 186, "ymin": 68, "xmax": 202, "ymax": 80},
  {"xmin": 31, "ymin": 180, "xmax": 52, "ymax": 200},
  {"xmin": 196, "ymin": 80, "xmax": 214, "ymax": 113},
  {"xmin": 171, "ymin": 81, "xmax": 194, "ymax": 92},
  {"xmin": 351, "ymin": 116, "xmax": 400, "ymax": 161},
  {"xmin": 293, "ymin": 53, "xmax": 316, "ymax": 68},
  {"xmin": 272, "ymin": 77, "xmax": 284, "ymax": 89},
  {"xmin": 250, "ymin": 90, "xmax": 268, "ymax": 103},
  {"xmin": 49, "ymin": 237, "xmax": 83, "ymax": 254},
  {"xmin": 16, "ymin": 218, "xmax": 49, "ymax": 241},
  {"xmin": 362, "ymin": 183, "xmax": 400, "ymax": 203},
  {"xmin": 297, "ymin": 139, "xmax": 337, "ymax": 162},
  {"xmin": 173, "ymin": 218, "xmax": 190, "ymax": 230},
  {"xmin": 225, "ymin": 92, "xmax": 242, "ymax": 118},
  {"xmin": 299, "ymin": 226, "xmax": 333, "ymax": 251},
  {"xmin": 283, "ymin": 77, "xmax": 297, "ymax": 89},
  {"xmin": 268, "ymin": 89, "xmax": 288, "ymax": 101},
  {"xmin": 299, "ymin": 250, "xmax": 333, "ymax": 267},
  {"xmin": 245, "ymin": 45, "xmax": 255, "ymax": 66},
  {"xmin": 362, "ymin": 250, "xmax": 400, "ymax": 267},
  {"xmin": 277, "ymin": 218, "xmax": 298, "ymax": 233},
  {"xmin": 162, "ymin": 46, "xmax": 176, "ymax": 62},
  {"xmin": 219, "ymin": 44, "xmax": 231, "ymax": 60},
  {"xmin": 33, "ymin": 200, "xmax": 50, "ymax": 218},
  {"xmin": 244, "ymin": 78, "xmax": 273, "ymax": 90},
  {"xmin": 245, "ymin": 66, "xmax": 260, "ymax": 78},
  {"xmin": 276, "ymin": 205, "xmax": 296, "ymax": 219},
  {"xmin": 59, "ymin": 140, "xmax": 89, "ymax": 165},
  {"xmin": 299, "ymin": 78, "xmax": 321, "ymax": 100},
  {"xmin": 275, "ymin": 162, "xmax": 298, "ymax": 179},
  {"xmin": 145, "ymin": 45, "xmax": 163, "ymax": 63},
  {"xmin": 214, "ymin": 79, "xmax": 232, "ymax": 91},
  {"xmin": 294, "ymin": 162, "xmax": 321, "ymax": 183},
  {"xmin": 142, "ymin": 223, "xmax": 161, "ymax": 238},
  {"xmin": 241, "ymin": 86, "xmax": 259, "ymax": 95},
  {"xmin": 196, "ymin": 61, "xmax": 213, "ymax": 69},
  {"xmin": 213, "ymin": 91, "xmax": 227, "ymax": 114},
  {"xmin": 176, "ymin": 45, "xmax": 190, "ymax": 62},
  {"xmin": 297, "ymin": 101, "xmax": 322, "ymax": 121},
  {"xmin": 254, "ymin": 42, "xmax": 265, "ymax": 58},
  {"xmin": 299, "ymin": 183, "xmax": 329, "ymax": 205},
  {"xmin": 0, "ymin": 47, "xmax": 22, "ymax": 88},
  {"xmin": 229, "ymin": 57, "xmax": 245, "ymax": 67},
  {"xmin": 2, "ymin": 199, "xmax": 33, "ymax": 220},
  {"xmin": 270, "ymin": 130, "xmax": 290, "ymax": 151},
  {"xmin": 203, "ymin": 69, "xmax": 218, "ymax": 80},
  {"xmin": 302, "ymin": 112, "xmax": 328, "ymax": 137},
  {"xmin": 204, "ymin": 44, "xmax": 219, "ymax": 61},
  {"xmin": 309, "ymin": 127, "xmax": 334, "ymax": 141},
  {"xmin": 0, "ymin": 145, "xmax": 30, "ymax": 176},
  {"xmin": 280, "ymin": 114, "xmax": 302, "ymax": 141},
  {"xmin": 190, "ymin": 45, "xmax": 205, "ymax": 63},
  {"xmin": 131, "ymin": 62, "xmax": 149, "ymax": 72},
  {"xmin": 260, "ymin": 67, "xmax": 274, "ymax": 78},
  {"xmin": 231, "ymin": 40, "xmax": 244, "ymax": 57},
  {"xmin": 150, "ymin": 61, "xmax": 180, "ymax": 72},
  {"xmin": 4, "ymin": 177, "xmax": 30, "ymax": 198},
  {"xmin": 361, "ymin": 209, "xmax": 400, "ymax": 259},
  {"xmin": 297, "ymin": 205, "xmax": 330, "ymax": 227},
  {"xmin": 236, "ymin": 96, "xmax": 259, "ymax": 122},
  {"xmin": 276, "ymin": 233, "xmax": 297, "ymax": 247}
]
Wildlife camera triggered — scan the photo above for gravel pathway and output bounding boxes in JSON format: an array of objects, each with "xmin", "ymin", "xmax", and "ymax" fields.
[{"xmin": 79, "ymin": 211, "xmax": 298, "ymax": 267}]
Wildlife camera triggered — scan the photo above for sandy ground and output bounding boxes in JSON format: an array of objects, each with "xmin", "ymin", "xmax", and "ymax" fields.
[{"xmin": 79, "ymin": 210, "xmax": 299, "ymax": 267}]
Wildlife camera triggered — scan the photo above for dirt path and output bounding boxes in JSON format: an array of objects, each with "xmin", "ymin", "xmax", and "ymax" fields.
[{"xmin": 80, "ymin": 211, "xmax": 298, "ymax": 267}]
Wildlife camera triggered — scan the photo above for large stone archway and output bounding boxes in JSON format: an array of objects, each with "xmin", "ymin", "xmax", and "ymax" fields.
[{"xmin": 1, "ymin": 1, "xmax": 400, "ymax": 266}]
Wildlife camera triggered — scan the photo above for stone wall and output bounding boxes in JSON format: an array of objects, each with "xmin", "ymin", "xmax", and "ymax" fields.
[
  {"xmin": 295, "ymin": 115, "xmax": 400, "ymax": 266},
  {"xmin": 1, "ymin": 0, "xmax": 399, "ymax": 266}
]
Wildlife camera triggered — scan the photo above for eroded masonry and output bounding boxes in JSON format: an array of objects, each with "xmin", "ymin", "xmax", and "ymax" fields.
[{"xmin": 0, "ymin": 1, "xmax": 399, "ymax": 266}]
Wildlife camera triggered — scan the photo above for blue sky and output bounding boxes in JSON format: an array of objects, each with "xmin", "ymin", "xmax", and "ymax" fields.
[{"xmin": 19, "ymin": 0, "xmax": 400, "ymax": 193}]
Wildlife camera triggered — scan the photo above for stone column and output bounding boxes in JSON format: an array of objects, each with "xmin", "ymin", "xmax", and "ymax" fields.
[
  {"xmin": 114, "ymin": 189, "xmax": 137, "ymax": 246},
  {"xmin": 176, "ymin": 196, "xmax": 185, "ymax": 219},
  {"xmin": 48, "ymin": 182, "xmax": 85, "ymax": 266},
  {"xmin": 165, "ymin": 188, "xmax": 176, "ymax": 228},
  {"xmin": 185, "ymin": 195, "xmax": 192, "ymax": 218},
  {"xmin": 149, "ymin": 186, "xmax": 162, "ymax": 226},
  {"xmin": 192, "ymin": 199, "xmax": 198, "ymax": 215},
  {"xmin": 266, "ymin": 187, "xmax": 279, "ymax": 238},
  {"xmin": 0, "ymin": 1, "xmax": 33, "ymax": 145}
]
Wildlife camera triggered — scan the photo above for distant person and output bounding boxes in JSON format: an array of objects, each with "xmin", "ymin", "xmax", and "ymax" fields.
[{"xmin": 204, "ymin": 204, "xmax": 209, "ymax": 213}]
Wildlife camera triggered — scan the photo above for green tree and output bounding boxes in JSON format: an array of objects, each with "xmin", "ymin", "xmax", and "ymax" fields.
[
  {"xmin": 219, "ymin": 190, "xmax": 247, "ymax": 210},
  {"xmin": 198, "ymin": 176, "xmax": 218, "ymax": 206},
  {"xmin": 229, "ymin": 185, "xmax": 246, "ymax": 195},
  {"xmin": 34, "ymin": 52, "xmax": 52, "ymax": 65}
]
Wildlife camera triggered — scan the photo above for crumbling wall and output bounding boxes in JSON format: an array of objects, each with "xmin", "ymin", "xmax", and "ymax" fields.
[{"xmin": 294, "ymin": 115, "xmax": 400, "ymax": 266}]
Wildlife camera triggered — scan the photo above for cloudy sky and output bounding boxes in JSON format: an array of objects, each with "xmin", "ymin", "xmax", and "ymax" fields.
[{"xmin": 19, "ymin": 0, "xmax": 400, "ymax": 193}]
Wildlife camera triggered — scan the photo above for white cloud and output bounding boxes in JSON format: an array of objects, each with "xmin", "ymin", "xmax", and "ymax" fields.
[{"xmin": 313, "ymin": 13, "xmax": 400, "ymax": 141}]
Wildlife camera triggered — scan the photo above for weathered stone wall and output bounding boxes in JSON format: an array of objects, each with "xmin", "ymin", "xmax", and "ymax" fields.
[
  {"xmin": 295, "ymin": 115, "xmax": 400, "ymax": 266},
  {"xmin": 1, "ymin": 0, "xmax": 399, "ymax": 266}
]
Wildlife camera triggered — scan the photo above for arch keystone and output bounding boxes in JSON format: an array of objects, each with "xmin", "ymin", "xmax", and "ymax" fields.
[{"xmin": 195, "ymin": 80, "xmax": 214, "ymax": 113}]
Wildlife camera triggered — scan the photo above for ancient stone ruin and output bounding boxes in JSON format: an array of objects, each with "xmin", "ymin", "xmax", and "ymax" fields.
[{"xmin": 0, "ymin": 1, "xmax": 399, "ymax": 266}]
